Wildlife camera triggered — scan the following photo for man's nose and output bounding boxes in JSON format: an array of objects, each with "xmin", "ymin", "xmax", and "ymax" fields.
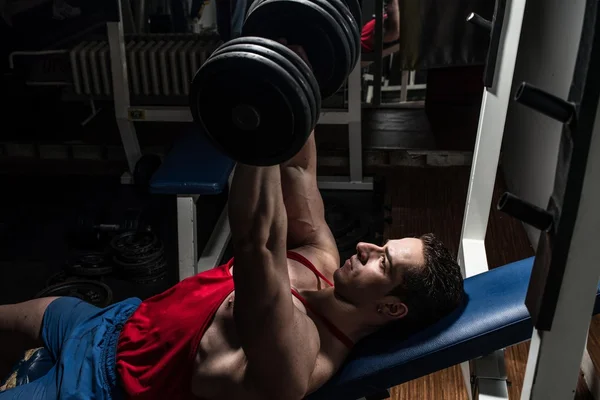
[{"xmin": 356, "ymin": 242, "xmax": 374, "ymax": 262}]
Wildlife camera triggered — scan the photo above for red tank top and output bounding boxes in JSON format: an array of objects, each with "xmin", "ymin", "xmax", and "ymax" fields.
[{"xmin": 115, "ymin": 251, "xmax": 353, "ymax": 399}]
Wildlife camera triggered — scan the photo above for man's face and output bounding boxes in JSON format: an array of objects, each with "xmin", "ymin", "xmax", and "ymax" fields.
[{"xmin": 333, "ymin": 238, "xmax": 425, "ymax": 315}]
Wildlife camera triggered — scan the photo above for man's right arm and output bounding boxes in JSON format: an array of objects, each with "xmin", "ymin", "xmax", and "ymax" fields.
[{"xmin": 228, "ymin": 164, "xmax": 320, "ymax": 399}]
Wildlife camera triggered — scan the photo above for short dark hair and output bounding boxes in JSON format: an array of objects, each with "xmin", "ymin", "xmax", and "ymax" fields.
[{"xmin": 388, "ymin": 233, "xmax": 464, "ymax": 330}]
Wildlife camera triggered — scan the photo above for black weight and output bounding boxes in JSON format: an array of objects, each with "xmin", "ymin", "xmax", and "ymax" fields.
[
  {"xmin": 66, "ymin": 252, "xmax": 114, "ymax": 277},
  {"xmin": 190, "ymin": 49, "xmax": 312, "ymax": 166},
  {"xmin": 243, "ymin": 0, "xmax": 351, "ymax": 99},
  {"xmin": 340, "ymin": 0, "xmax": 362, "ymax": 34},
  {"xmin": 307, "ymin": 0, "xmax": 356, "ymax": 75},
  {"xmin": 110, "ymin": 231, "xmax": 158, "ymax": 256},
  {"xmin": 326, "ymin": 0, "xmax": 361, "ymax": 69},
  {"xmin": 211, "ymin": 40, "xmax": 317, "ymax": 130},
  {"xmin": 35, "ymin": 281, "xmax": 113, "ymax": 308},
  {"xmin": 45, "ymin": 270, "xmax": 92, "ymax": 288}
]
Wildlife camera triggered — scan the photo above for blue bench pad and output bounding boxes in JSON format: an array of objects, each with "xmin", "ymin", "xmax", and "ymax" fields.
[
  {"xmin": 309, "ymin": 257, "xmax": 600, "ymax": 400},
  {"xmin": 150, "ymin": 128, "xmax": 235, "ymax": 195}
]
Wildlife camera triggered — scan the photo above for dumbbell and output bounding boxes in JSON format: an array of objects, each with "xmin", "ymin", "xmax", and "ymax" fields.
[{"xmin": 189, "ymin": 0, "xmax": 362, "ymax": 166}]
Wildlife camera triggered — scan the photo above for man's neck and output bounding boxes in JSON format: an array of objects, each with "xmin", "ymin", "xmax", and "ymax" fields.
[{"xmin": 299, "ymin": 288, "xmax": 379, "ymax": 343}]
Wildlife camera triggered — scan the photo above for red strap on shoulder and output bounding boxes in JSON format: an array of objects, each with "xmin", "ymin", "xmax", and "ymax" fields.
[
  {"xmin": 287, "ymin": 251, "xmax": 334, "ymax": 287},
  {"xmin": 291, "ymin": 288, "xmax": 354, "ymax": 349}
]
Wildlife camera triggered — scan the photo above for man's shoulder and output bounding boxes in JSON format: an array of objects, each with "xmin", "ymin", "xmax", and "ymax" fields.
[{"xmin": 289, "ymin": 245, "xmax": 340, "ymax": 279}]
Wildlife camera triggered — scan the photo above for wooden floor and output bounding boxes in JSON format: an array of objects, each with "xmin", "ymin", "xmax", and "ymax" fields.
[{"xmin": 381, "ymin": 166, "xmax": 594, "ymax": 399}]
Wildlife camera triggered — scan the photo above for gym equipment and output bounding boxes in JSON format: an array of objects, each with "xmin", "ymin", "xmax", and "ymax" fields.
[
  {"xmin": 189, "ymin": 0, "xmax": 361, "ymax": 166},
  {"xmin": 497, "ymin": 192, "xmax": 554, "ymax": 232},
  {"xmin": 66, "ymin": 252, "xmax": 114, "ymax": 277},
  {"xmin": 75, "ymin": 207, "xmax": 150, "ymax": 237},
  {"xmin": 35, "ymin": 281, "xmax": 113, "ymax": 308},
  {"xmin": 150, "ymin": 129, "xmax": 235, "ymax": 280},
  {"xmin": 514, "ymin": 82, "xmax": 577, "ymax": 124},
  {"xmin": 110, "ymin": 231, "xmax": 168, "ymax": 283}
]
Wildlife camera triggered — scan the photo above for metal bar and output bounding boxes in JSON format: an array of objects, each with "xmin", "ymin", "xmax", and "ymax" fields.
[
  {"xmin": 456, "ymin": 0, "xmax": 527, "ymax": 398},
  {"xmin": 520, "ymin": 106, "xmax": 600, "ymax": 398},
  {"xmin": 197, "ymin": 206, "xmax": 231, "ymax": 273},
  {"xmin": 317, "ymin": 176, "xmax": 373, "ymax": 190},
  {"xmin": 458, "ymin": 0, "xmax": 526, "ymax": 278},
  {"xmin": 127, "ymin": 106, "xmax": 355, "ymax": 125},
  {"xmin": 400, "ymin": 70, "xmax": 409, "ymax": 103},
  {"xmin": 177, "ymin": 196, "xmax": 199, "ymax": 280},
  {"xmin": 372, "ymin": 0, "xmax": 384, "ymax": 106},
  {"xmin": 108, "ymin": 19, "xmax": 142, "ymax": 173}
]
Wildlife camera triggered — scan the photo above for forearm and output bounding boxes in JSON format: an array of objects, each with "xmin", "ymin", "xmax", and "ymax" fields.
[{"xmin": 228, "ymin": 164, "xmax": 287, "ymax": 250}]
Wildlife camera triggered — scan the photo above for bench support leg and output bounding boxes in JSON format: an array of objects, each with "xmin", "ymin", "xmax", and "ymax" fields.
[
  {"xmin": 471, "ymin": 350, "xmax": 509, "ymax": 400},
  {"xmin": 177, "ymin": 196, "xmax": 198, "ymax": 281},
  {"xmin": 197, "ymin": 206, "xmax": 231, "ymax": 273}
]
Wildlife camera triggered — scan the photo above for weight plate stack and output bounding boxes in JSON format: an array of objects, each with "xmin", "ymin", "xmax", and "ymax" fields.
[
  {"xmin": 45, "ymin": 269, "xmax": 98, "ymax": 288},
  {"xmin": 35, "ymin": 281, "xmax": 113, "ymax": 308},
  {"xmin": 66, "ymin": 252, "xmax": 114, "ymax": 277},
  {"xmin": 190, "ymin": 37, "xmax": 313, "ymax": 166},
  {"xmin": 111, "ymin": 231, "xmax": 168, "ymax": 283},
  {"xmin": 243, "ymin": 0, "xmax": 352, "ymax": 99}
]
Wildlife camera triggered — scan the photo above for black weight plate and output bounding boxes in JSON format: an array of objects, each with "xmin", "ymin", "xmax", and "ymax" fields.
[
  {"xmin": 45, "ymin": 270, "xmax": 91, "ymax": 288},
  {"xmin": 66, "ymin": 252, "xmax": 114, "ymax": 277},
  {"xmin": 250, "ymin": 39, "xmax": 321, "ymax": 128},
  {"xmin": 340, "ymin": 0, "xmax": 362, "ymax": 34},
  {"xmin": 35, "ymin": 281, "xmax": 113, "ymax": 308},
  {"xmin": 110, "ymin": 231, "xmax": 158, "ymax": 256},
  {"xmin": 245, "ymin": 0, "xmax": 265, "ymax": 19},
  {"xmin": 307, "ymin": 0, "xmax": 355, "ymax": 76},
  {"xmin": 191, "ymin": 51, "xmax": 312, "ymax": 165},
  {"xmin": 325, "ymin": 0, "xmax": 361, "ymax": 69},
  {"xmin": 243, "ymin": 0, "xmax": 350, "ymax": 99},
  {"xmin": 121, "ymin": 257, "xmax": 168, "ymax": 277},
  {"xmin": 213, "ymin": 38, "xmax": 319, "ymax": 130}
]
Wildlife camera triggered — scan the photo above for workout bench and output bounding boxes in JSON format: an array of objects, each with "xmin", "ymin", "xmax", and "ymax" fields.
[{"xmin": 149, "ymin": 128, "xmax": 235, "ymax": 280}]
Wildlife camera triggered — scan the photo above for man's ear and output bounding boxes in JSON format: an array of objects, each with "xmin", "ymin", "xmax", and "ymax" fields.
[{"xmin": 380, "ymin": 297, "xmax": 408, "ymax": 319}]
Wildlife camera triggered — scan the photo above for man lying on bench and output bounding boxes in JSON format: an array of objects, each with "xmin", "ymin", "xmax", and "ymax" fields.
[{"xmin": 0, "ymin": 136, "xmax": 463, "ymax": 399}]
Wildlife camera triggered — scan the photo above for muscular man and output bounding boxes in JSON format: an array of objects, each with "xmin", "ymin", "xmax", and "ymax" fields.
[
  {"xmin": 361, "ymin": 0, "xmax": 400, "ymax": 52},
  {"xmin": 0, "ymin": 125, "xmax": 463, "ymax": 399}
]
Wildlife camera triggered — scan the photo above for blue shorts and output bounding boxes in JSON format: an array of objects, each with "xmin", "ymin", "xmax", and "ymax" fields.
[{"xmin": 0, "ymin": 296, "xmax": 141, "ymax": 400}]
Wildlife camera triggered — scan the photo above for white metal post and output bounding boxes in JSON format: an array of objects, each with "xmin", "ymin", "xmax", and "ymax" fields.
[
  {"xmin": 107, "ymin": 2, "xmax": 142, "ymax": 174},
  {"xmin": 520, "ymin": 96, "xmax": 600, "ymax": 400},
  {"xmin": 317, "ymin": 65, "xmax": 374, "ymax": 191},
  {"xmin": 456, "ymin": 0, "xmax": 527, "ymax": 398},
  {"xmin": 197, "ymin": 207, "xmax": 231, "ymax": 273},
  {"xmin": 177, "ymin": 195, "xmax": 199, "ymax": 280}
]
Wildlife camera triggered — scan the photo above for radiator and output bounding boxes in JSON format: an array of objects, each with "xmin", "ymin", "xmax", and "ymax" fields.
[{"xmin": 69, "ymin": 33, "xmax": 222, "ymax": 97}]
